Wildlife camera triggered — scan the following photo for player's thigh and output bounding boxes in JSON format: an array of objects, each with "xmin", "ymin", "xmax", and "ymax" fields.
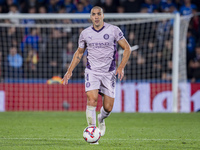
[
  {"xmin": 103, "ymin": 94, "xmax": 114, "ymax": 112},
  {"xmin": 100, "ymin": 70, "xmax": 116, "ymax": 98},
  {"xmin": 86, "ymin": 89, "xmax": 99, "ymax": 102},
  {"xmin": 85, "ymin": 69, "xmax": 101, "ymax": 92}
]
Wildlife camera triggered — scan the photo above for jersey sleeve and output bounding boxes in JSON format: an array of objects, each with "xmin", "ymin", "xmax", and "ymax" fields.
[
  {"xmin": 114, "ymin": 26, "xmax": 125, "ymax": 42},
  {"xmin": 78, "ymin": 31, "xmax": 86, "ymax": 48}
]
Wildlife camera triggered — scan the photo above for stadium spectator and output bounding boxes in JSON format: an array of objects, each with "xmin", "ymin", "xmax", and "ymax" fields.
[
  {"xmin": 2, "ymin": 0, "xmax": 16, "ymax": 13},
  {"xmin": 133, "ymin": 51, "xmax": 146, "ymax": 80},
  {"xmin": 62, "ymin": 40, "xmax": 74, "ymax": 70},
  {"xmin": 127, "ymin": 31, "xmax": 136, "ymax": 46},
  {"xmin": 22, "ymin": 6, "xmax": 36, "ymax": 25},
  {"xmin": 6, "ymin": 46, "xmax": 23, "ymax": 78},
  {"xmin": 140, "ymin": 7, "xmax": 148, "ymax": 13},
  {"xmin": 160, "ymin": 0, "xmax": 176, "ymax": 12},
  {"xmin": 188, "ymin": 46, "xmax": 200, "ymax": 82},
  {"xmin": 71, "ymin": 27, "xmax": 84, "ymax": 48},
  {"xmin": 141, "ymin": 0, "xmax": 157, "ymax": 13},
  {"xmin": 179, "ymin": 0, "xmax": 197, "ymax": 16},
  {"xmin": 190, "ymin": 9, "xmax": 200, "ymax": 43},
  {"xmin": 117, "ymin": 5, "xmax": 125, "ymax": 13},
  {"xmin": 1, "ymin": 26, "xmax": 20, "ymax": 59},
  {"xmin": 156, "ymin": 20, "xmax": 172, "ymax": 47},
  {"xmin": 186, "ymin": 29, "xmax": 196, "ymax": 64},
  {"xmin": 47, "ymin": 0, "xmax": 61, "ymax": 13},
  {"xmin": 75, "ymin": 2, "xmax": 88, "ymax": 13},
  {"xmin": 0, "ymin": 25, "xmax": 20, "ymax": 78},
  {"xmin": 72, "ymin": 2, "xmax": 89, "ymax": 23},
  {"xmin": 21, "ymin": 7, "xmax": 37, "ymax": 35},
  {"xmin": 38, "ymin": 5, "xmax": 47, "ymax": 13},
  {"xmin": 162, "ymin": 39, "xmax": 173, "ymax": 61},
  {"xmin": 151, "ymin": 51, "xmax": 165, "ymax": 79},
  {"xmin": 62, "ymin": 40, "xmax": 84, "ymax": 79},
  {"xmin": 162, "ymin": 60, "xmax": 172, "ymax": 81},
  {"xmin": 144, "ymin": 40, "xmax": 157, "ymax": 79},
  {"xmin": 63, "ymin": 0, "xmax": 77, "ymax": 13},
  {"xmin": 124, "ymin": 50, "xmax": 140, "ymax": 80},
  {"xmin": 24, "ymin": 46, "xmax": 38, "ymax": 78},
  {"xmin": 80, "ymin": 0, "xmax": 93, "ymax": 13},
  {"xmin": 20, "ymin": 0, "xmax": 40, "ymax": 13},
  {"xmin": 58, "ymin": 5, "xmax": 67, "ymax": 13},
  {"xmin": 21, "ymin": 28, "xmax": 41, "ymax": 52},
  {"xmin": 37, "ymin": 6, "xmax": 50, "ymax": 25},
  {"xmin": 169, "ymin": 4, "xmax": 179, "ymax": 14},
  {"xmin": 8, "ymin": 4, "xmax": 20, "ymax": 24},
  {"xmin": 45, "ymin": 28, "xmax": 64, "ymax": 78}
]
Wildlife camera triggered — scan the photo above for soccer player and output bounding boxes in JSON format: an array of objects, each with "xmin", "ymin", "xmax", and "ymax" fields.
[{"xmin": 62, "ymin": 6, "xmax": 131, "ymax": 141}]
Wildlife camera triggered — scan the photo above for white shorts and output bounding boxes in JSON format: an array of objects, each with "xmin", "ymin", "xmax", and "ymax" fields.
[{"xmin": 84, "ymin": 68, "xmax": 116, "ymax": 98}]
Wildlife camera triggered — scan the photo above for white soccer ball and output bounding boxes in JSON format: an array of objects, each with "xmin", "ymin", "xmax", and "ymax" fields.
[{"xmin": 83, "ymin": 126, "xmax": 101, "ymax": 143}]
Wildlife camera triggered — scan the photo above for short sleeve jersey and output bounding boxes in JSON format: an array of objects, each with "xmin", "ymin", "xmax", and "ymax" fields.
[{"xmin": 78, "ymin": 22, "xmax": 124, "ymax": 72}]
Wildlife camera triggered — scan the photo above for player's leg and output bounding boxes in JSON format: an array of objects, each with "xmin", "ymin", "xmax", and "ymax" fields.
[
  {"xmin": 98, "ymin": 94, "xmax": 114, "ymax": 136},
  {"xmin": 99, "ymin": 94, "xmax": 114, "ymax": 122},
  {"xmin": 97, "ymin": 70, "xmax": 116, "ymax": 136},
  {"xmin": 85, "ymin": 68, "xmax": 101, "ymax": 126},
  {"xmin": 86, "ymin": 89, "xmax": 99, "ymax": 126}
]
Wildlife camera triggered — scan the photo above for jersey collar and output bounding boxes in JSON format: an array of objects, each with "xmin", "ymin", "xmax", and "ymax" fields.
[{"xmin": 92, "ymin": 25, "xmax": 105, "ymax": 33}]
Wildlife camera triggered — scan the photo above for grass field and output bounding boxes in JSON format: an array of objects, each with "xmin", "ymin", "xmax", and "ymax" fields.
[{"xmin": 0, "ymin": 112, "xmax": 199, "ymax": 150}]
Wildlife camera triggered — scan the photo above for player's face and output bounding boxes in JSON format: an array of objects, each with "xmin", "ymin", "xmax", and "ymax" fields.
[{"xmin": 90, "ymin": 8, "xmax": 104, "ymax": 29}]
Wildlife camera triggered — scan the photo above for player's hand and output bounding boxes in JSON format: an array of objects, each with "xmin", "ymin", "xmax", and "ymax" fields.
[
  {"xmin": 115, "ymin": 67, "xmax": 124, "ymax": 81},
  {"xmin": 62, "ymin": 71, "xmax": 72, "ymax": 85}
]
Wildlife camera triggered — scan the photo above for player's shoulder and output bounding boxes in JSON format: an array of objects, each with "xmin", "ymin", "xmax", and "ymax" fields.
[
  {"xmin": 104, "ymin": 22, "xmax": 119, "ymax": 29},
  {"xmin": 81, "ymin": 25, "xmax": 93, "ymax": 34}
]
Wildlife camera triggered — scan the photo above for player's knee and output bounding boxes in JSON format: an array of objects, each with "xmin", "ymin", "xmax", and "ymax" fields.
[
  {"xmin": 87, "ymin": 96, "xmax": 98, "ymax": 106},
  {"xmin": 87, "ymin": 99, "xmax": 97, "ymax": 106},
  {"xmin": 104, "ymin": 105, "xmax": 113, "ymax": 113}
]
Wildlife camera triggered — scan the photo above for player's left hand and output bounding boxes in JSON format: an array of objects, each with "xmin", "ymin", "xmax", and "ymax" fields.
[{"xmin": 115, "ymin": 67, "xmax": 124, "ymax": 81}]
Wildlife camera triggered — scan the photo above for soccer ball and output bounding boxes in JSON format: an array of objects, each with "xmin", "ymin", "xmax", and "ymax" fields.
[{"xmin": 83, "ymin": 126, "xmax": 101, "ymax": 143}]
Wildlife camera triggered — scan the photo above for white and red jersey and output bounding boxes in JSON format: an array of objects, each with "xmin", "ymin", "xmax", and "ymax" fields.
[{"xmin": 78, "ymin": 22, "xmax": 124, "ymax": 73}]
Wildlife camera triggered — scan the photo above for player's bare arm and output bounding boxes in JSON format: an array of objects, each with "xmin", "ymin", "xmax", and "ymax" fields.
[
  {"xmin": 116, "ymin": 38, "xmax": 131, "ymax": 81},
  {"xmin": 62, "ymin": 47, "xmax": 85, "ymax": 85}
]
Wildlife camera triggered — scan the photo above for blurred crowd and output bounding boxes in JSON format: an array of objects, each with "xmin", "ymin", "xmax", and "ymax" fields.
[
  {"xmin": 0, "ymin": 0, "xmax": 199, "ymax": 14},
  {"xmin": 0, "ymin": 0, "xmax": 199, "ymax": 82}
]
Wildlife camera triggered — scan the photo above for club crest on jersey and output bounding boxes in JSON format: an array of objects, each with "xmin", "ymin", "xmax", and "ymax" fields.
[
  {"xmin": 119, "ymin": 32, "xmax": 122, "ymax": 36},
  {"xmin": 103, "ymin": 34, "xmax": 109, "ymax": 40}
]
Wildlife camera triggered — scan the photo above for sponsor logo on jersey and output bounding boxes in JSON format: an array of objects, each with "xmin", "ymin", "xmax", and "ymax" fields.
[{"xmin": 88, "ymin": 42, "xmax": 109, "ymax": 48}]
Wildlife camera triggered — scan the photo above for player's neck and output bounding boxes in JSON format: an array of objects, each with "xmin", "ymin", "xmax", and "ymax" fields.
[{"xmin": 93, "ymin": 22, "xmax": 104, "ymax": 31}]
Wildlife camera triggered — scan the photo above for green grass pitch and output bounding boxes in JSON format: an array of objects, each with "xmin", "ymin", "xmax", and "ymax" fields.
[{"xmin": 0, "ymin": 112, "xmax": 199, "ymax": 150}]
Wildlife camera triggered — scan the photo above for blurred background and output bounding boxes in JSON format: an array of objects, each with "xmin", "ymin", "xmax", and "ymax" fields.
[{"xmin": 0, "ymin": 0, "xmax": 199, "ymax": 112}]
